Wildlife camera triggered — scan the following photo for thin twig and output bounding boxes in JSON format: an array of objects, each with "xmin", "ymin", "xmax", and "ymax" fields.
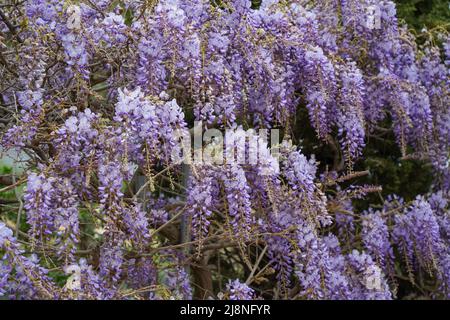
[{"xmin": 245, "ymin": 245, "xmax": 268, "ymax": 285}]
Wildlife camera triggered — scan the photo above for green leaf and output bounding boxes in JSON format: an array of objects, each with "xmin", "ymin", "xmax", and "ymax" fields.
[{"xmin": 124, "ymin": 8, "xmax": 134, "ymax": 27}]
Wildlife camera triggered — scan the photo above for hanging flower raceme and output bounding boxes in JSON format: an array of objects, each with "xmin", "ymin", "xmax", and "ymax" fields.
[
  {"xmin": 186, "ymin": 165, "xmax": 215, "ymax": 248},
  {"xmin": 281, "ymin": 142, "xmax": 331, "ymax": 226},
  {"xmin": 226, "ymin": 279, "xmax": 255, "ymax": 300},
  {"xmin": 362, "ymin": 210, "xmax": 394, "ymax": 274},
  {"xmin": 336, "ymin": 60, "xmax": 366, "ymax": 163},
  {"xmin": 393, "ymin": 196, "xmax": 449, "ymax": 293},
  {"xmin": 222, "ymin": 163, "xmax": 254, "ymax": 242},
  {"xmin": 293, "ymin": 220, "xmax": 352, "ymax": 300},
  {"xmin": 301, "ymin": 46, "xmax": 337, "ymax": 139},
  {"xmin": 24, "ymin": 172, "xmax": 80, "ymax": 261},
  {"xmin": 0, "ymin": 223, "xmax": 59, "ymax": 299},
  {"xmin": 346, "ymin": 250, "xmax": 392, "ymax": 300}
]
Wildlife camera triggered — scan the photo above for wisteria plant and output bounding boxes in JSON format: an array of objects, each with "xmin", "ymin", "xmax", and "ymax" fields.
[{"xmin": 0, "ymin": 0, "xmax": 448, "ymax": 300}]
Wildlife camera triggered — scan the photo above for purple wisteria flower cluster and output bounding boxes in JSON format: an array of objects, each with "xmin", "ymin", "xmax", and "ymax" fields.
[{"xmin": 0, "ymin": 0, "xmax": 448, "ymax": 300}]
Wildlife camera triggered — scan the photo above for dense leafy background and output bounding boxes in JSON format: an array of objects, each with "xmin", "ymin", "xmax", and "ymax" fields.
[{"xmin": 396, "ymin": 0, "xmax": 449, "ymax": 31}]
